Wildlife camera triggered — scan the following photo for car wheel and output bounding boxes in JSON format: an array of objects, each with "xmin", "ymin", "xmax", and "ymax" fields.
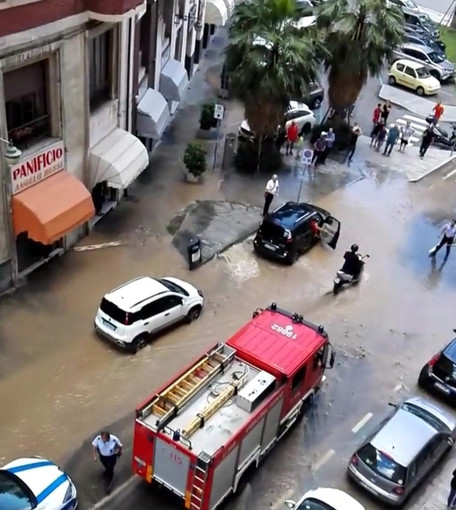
[
  {"xmin": 388, "ymin": 75, "xmax": 396, "ymax": 85},
  {"xmin": 286, "ymin": 249, "xmax": 299, "ymax": 265},
  {"xmin": 311, "ymin": 97, "xmax": 322, "ymax": 109},
  {"xmin": 418, "ymin": 365, "xmax": 430, "ymax": 388},
  {"xmin": 416, "ymin": 86, "xmax": 425, "ymax": 96},
  {"xmin": 186, "ymin": 306, "xmax": 202, "ymax": 323},
  {"xmin": 131, "ymin": 334, "xmax": 148, "ymax": 353},
  {"xmin": 301, "ymin": 123, "xmax": 311, "ymax": 135}
]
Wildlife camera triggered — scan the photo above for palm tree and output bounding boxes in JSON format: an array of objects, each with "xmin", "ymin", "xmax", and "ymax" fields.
[
  {"xmin": 316, "ymin": 0, "xmax": 405, "ymax": 115},
  {"xmin": 226, "ymin": 0, "xmax": 325, "ymax": 167}
]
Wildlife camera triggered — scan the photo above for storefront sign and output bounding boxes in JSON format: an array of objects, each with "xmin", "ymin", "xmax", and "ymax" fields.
[{"xmin": 10, "ymin": 141, "xmax": 65, "ymax": 195}]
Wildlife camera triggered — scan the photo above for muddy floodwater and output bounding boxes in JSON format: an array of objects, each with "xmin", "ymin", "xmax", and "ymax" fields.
[{"xmin": 1, "ymin": 173, "xmax": 456, "ymax": 510}]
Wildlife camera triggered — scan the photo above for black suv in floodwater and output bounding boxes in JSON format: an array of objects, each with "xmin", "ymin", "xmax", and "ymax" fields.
[{"xmin": 253, "ymin": 202, "xmax": 341, "ymax": 264}]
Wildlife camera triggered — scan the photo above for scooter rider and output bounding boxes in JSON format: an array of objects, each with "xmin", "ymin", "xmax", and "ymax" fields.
[{"xmin": 341, "ymin": 244, "xmax": 363, "ymax": 279}]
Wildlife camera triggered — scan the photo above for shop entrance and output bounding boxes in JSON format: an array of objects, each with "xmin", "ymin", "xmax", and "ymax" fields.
[
  {"xmin": 16, "ymin": 232, "xmax": 63, "ymax": 274},
  {"xmin": 91, "ymin": 182, "xmax": 118, "ymax": 217}
]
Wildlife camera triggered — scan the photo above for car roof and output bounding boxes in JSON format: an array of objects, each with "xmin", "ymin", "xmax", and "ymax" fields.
[
  {"xmin": 267, "ymin": 202, "xmax": 324, "ymax": 229},
  {"xmin": 402, "ymin": 7, "xmax": 429, "ymax": 17},
  {"xmin": 301, "ymin": 488, "xmax": 365, "ymax": 510},
  {"xmin": 394, "ymin": 59, "xmax": 427, "ymax": 69},
  {"xmin": 106, "ymin": 276, "xmax": 168, "ymax": 310},
  {"xmin": 401, "ymin": 42, "xmax": 433, "ymax": 53},
  {"xmin": 288, "ymin": 100, "xmax": 311, "ymax": 112}
]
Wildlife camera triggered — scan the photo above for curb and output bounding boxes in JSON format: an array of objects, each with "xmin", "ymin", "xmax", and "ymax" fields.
[{"xmin": 408, "ymin": 154, "xmax": 456, "ymax": 183}]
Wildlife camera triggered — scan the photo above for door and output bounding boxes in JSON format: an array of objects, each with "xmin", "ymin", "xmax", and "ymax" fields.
[
  {"xmin": 394, "ymin": 62, "xmax": 406, "ymax": 85},
  {"xmin": 153, "ymin": 437, "xmax": 191, "ymax": 496},
  {"xmin": 294, "ymin": 221, "xmax": 314, "ymax": 253},
  {"xmin": 403, "ymin": 65, "xmax": 418, "ymax": 88},
  {"xmin": 320, "ymin": 216, "xmax": 340, "ymax": 249},
  {"xmin": 145, "ymin": 295, "xmax": 184, "ymax": 332}
]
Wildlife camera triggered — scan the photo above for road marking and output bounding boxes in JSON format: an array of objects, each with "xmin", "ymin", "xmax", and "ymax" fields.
[
  {"xmin": 402, "ymin": 114, "xmax": 428, "ymax": 124},
  {"xmin": 271, "ymin": 488, "xmax": 296, "ymax": 510},
  {"xmin": 352, "ymin": 412, "xmax": 373, "ymax": 433},
  {"xmin": 89, "ymin": 475, "xmax": 136, "ymax": 509},
  {"xmin": 444, "ymin": 168, "xmax": 456, "ymax": 180},
  {"xmin": 313, "ymin": 449, "xmax": 335, "ymax": 471}
]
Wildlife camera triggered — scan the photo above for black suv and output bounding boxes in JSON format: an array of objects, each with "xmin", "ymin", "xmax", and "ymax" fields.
[
  {"xmin": 253, "ymin": 202, "xmax": 341, "ymax": 264},
  {"xmin": 418, "ymin": 330, "xmax": 456, "ymax": 405}
]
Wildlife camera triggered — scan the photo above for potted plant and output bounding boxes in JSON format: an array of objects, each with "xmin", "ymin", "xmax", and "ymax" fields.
[
  {"xmin": 183, "ymin": 142, "xmax": 207, "ymax": 183},
  {"xmin": 199, "ymin": 103, "xmax": 216, "ymax": 130}
]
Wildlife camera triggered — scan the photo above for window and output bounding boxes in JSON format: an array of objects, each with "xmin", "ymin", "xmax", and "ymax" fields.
[
  {"xmin": 100, "ymin": 298, "xmax": 140, "ymax": 325},
  {"xmin": 167, "ymin": 295, "xmax": 183, "ymax": 307},
  {"xmin": 401, "ymin": 402, "xmax": 448, "ymax": 432},
  {"xmin": 4, "ymin": 60, "xmax": 50, "ymax": 150},
  {"xmin": 0, "ymin": 471, "xmax": 34, "ymax": 510},
  {"xmin": 396, "ymin": 63, "xmax": 405, "ymax": 72},
  {"xmin": 297, "ymin": 498, "xmax": 333, "ymax": 510},
  {"xmin": 357, "ymin": 444, "xmax": 407, "ymax": 484},
  {"xmin": 88, "ymin": 30, "xmax": 113, "ymax": 110},
  {"xmin": 292, "ymin": 366, "xmax": 306, "ymax": 390},
  {"xmin": 313, "ymin": 346, "xmax": 325, "ymax": 369},
  {"xmin": 416, "ymin": 66, "xmax": 430, "ymax": 78},
  {"xmin": 158, "ymin": 279, "xmax": 189, "ymax": 296},
  {"xmin": 140, "ymin": 296, "xmax": 172, "ymax": 319},
  {"xmin": 404, "ymin": 66, "xmax": 416, "ymax": 78}
]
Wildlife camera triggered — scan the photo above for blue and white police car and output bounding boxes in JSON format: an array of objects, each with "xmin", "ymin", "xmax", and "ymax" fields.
[{"xmin": 0, "ymin": 457, "xmax": 77, "ymax": 510}]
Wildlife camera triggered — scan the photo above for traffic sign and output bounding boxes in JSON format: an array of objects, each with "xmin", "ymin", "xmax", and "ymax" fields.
[
  {"xmin": 214, "ymin": 104, "xmax": 224, "ymax": 120},
  {"xmin": 301, "ymin": 148, "xmax": 313, "ymax": 165}
]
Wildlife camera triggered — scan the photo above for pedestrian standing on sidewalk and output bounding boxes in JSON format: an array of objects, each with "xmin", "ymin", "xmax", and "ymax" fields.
[
  {"xmin": 370, "ymin": 119, "xmax": 384, "ymax": 147},
  {"xmin": 374, "ymin": 123, "xmax": 388, "ymax": 152},
  {"xmin": 419, "ymin": 125, "xmax": 434, "ymax": 158},
  {"xmin": 381, "ymin": 100, "xmax": 392, "ymax": 124},
  {"xmin": 447, "ymin": 467, "xmax": 456, "ymax": 508},
  {"xmin": 399, "ymin": 121, "xmax": 415, "ymax": 152},
  {"xmin": 429, "ymin": 219, "xmax": 456, "ymax": 259},
  {"xmin": 92, "ymin": 431, "xmax": 123, "ymax": 494},
  {"xmin": 263, "ymin": 174, "xmax": 279, "ymax": 216},
  {"xmin": 383, "ymin": 124, "xmax": 400, "ymax": 156},
  {"xmin": 344, "ymin": 123, "xmax": 362, "ymax": 163},
  {"xmin": 432, "ymin": 101, "xmax": 444, "ymax": 125},
  {"xmin": 312, "ymin": 132, "xmax": 327, "ymax": 167},
  {"xmin": 372, "ymin": 103, "xmax": 382, "ymax": 127},
  {"xmin": 275, "ymin": 125, "xmax": 286, "ymax": 152},
  {"xmin": 285, "ymin": 121, "xmax": 299, "ymax": 156},
  {"xmin": 321, "ymin": 128, "xmax": 335, "ymax": 164}
]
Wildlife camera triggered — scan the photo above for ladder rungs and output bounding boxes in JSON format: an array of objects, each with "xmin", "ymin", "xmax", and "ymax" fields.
[
  {"xmin": 152, "ymin": 405, "xmax": 166, "ymax": 416},
  {"xmin": 191, "ymin": 494, "xmax": 202, "ymax": 502},
  {"xmin": 193, "ymin": 486, "xmax": 203, "ymax": 494},
  {"xmin": 194, "ymin": 476, "xmax": 205, "ymax": 483},
  {"xmin": 167, "ymin": 393, "xmax": 181, "ymax": 404}
]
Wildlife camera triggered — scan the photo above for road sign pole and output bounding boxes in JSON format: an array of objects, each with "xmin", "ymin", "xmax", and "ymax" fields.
[
  {"xmin": 297, "ymin": 169, "xmax": 305, "ymax": 202},
  {"xmin": 212, "ymin": 103, "xmax": 225, "ymax": 170}
]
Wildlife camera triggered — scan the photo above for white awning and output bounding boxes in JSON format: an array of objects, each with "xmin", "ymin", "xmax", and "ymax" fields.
[
  {"xmin": 205, "ymin": 0, "xmax": 228, "ymax": 26},
  {"xmin": 137, "ymin": 88, "xmax": 170, "ymax": 139},
  {"xmin": 89, "ymin": 128, "xmax": 149, "ymax": 189},
  {"xmin": 222, "ymin": 0, "xmax": 234, "ymax": 16},
  {"xmin": 159, "ymin": 59, "xmax": 189, "ymax": 102}
]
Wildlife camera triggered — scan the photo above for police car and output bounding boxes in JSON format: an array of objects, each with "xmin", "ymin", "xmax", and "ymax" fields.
[{"xmin": 0, "ymin": 457, "xmax": 77, "ymax": 510}]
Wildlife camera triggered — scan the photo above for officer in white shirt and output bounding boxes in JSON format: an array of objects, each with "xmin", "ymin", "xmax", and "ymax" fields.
[
  {"xmin": 92, "ymin": 431, "xmax": 123, "ymax": 493},
  {"xmin": 263, "ymin": 174, "xmax": 279, "ymax": 216},
  {"xmin": 429, "ymin": 219, "xmax": 456, "ymax": 258}
]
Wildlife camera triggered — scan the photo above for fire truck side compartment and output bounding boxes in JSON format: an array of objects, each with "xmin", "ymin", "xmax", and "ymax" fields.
[
  {"xmin": 153, "ymin": 436, "xmax": 191, "ymax": 496},
  {"xmin": 209, "ymin": 445, "xmax": 239, "ymax": 509}
]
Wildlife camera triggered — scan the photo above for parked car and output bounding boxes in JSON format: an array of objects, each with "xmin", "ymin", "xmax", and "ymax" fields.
[
  {"xmin": 0, "ymin": 457, "xmax": 77, "ymax": 510},
  {"xmin": 388, "ymin": 59, "xmax": 441, "ymax": 95},
  {"xmin": 253, "ymin": 201, "xmax": 341, "ymax": 264},
  {"xmin": 403, "ymin": 8, "xmax": 440, "ymax": 38},
  {"xmin": 347, "ymin": 396, "xmax": 456, "ymax": 506},
  {"xmin": 391, "ymin": 43, "xmax": 455, "ymax": 82},
  {"xmin": 404, "ymin": 24, "xmax": 446, "ymax": 52},
  {"xmin": 405, "ymin": 34, "xmax": 446, "ymax": 57},
  {"xmin": 418, "ymin": 330, "xmax": 456, "ymax": 404},
  {"xmin": 94, "ymin": 276, "xmax": 204, "ymax": 352},
  {"xmin": 238, "ymin": 101, "xmax": 317, "ymax": 142},
  {"xmin": 387, "ymin": 0, "xmax": 420, "ymax": 11},
  {"xmin": 285, "ymin": 487, "xmax": 365, "ymax": 510}
]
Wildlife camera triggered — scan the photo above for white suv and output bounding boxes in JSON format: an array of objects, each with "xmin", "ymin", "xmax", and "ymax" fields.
[{"xmin": 94, "ymin": 276, "xmax": 204, "ymax": 353}]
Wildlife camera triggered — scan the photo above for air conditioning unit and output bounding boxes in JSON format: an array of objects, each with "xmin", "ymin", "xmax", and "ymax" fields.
[{"xmin": 236, "ymin": 371, "xmax": 276, "ymax": 413}]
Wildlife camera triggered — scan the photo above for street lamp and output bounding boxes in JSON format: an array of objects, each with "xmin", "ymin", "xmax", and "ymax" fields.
[{"xmin": 0, "ymin": 137, "xmax": 22, "ymax": 289}]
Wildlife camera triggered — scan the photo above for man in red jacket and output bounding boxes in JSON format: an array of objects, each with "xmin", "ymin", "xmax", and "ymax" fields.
[{"xmin": 286, "ymin": 121, "xmax": 299, "ymax": 156}]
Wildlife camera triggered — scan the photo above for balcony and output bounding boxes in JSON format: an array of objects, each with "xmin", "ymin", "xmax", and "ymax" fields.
[{"xmin": 86, "ymin": 0, "xmax": 145, "ymax": 19}]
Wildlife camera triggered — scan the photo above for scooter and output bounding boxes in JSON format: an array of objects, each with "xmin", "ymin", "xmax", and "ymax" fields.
[
  {"xmin": 425, "ymin": 115, "xmax": 456, "ymax": 149},
  {"xmin": 333, "ymin": 254, "xmax": 370, "ymax": 295}
]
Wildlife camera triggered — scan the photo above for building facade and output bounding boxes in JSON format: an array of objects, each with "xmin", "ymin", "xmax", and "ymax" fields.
[{"xmin": 0, "ymin": 0, "xmax": 233, "ymax": 293}]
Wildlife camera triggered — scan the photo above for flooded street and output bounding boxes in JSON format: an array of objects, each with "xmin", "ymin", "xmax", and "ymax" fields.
[{"xmin": 1, "ymin": 167, "xmax": 456, "ymax": 510}]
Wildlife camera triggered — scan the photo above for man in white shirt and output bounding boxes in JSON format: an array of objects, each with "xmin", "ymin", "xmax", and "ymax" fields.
[
  {"xmin": 399, "ymin": 121, "xmax": 415, "ymax": 152},
  {"xmin": 429, "ymin": 219, "xmax": 456, "ymax": 258},
  {"xmin": 92, "ymin": 431, "xmax": 123, "ymax": 493},
  {"xmin": 263, "ymin": 174, "xmax": 279, "ymax": 216}
]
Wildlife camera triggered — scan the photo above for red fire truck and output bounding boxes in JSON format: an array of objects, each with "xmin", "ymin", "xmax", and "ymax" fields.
[{"xmin": 132, "ymin": 303, "xmax": 335, "ymax": 510}]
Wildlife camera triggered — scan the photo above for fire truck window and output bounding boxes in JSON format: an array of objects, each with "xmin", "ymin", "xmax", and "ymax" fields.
[
  {"xmin": 292, "ymin": 366, "xmax": 306, "ymax": 390},
  {"xmin": 313, "ymin": 346, "xmax": 325, "ymax": 369}
]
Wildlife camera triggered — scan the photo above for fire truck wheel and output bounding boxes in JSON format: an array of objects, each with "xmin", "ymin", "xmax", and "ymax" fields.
[
  {"xmin": 131, "ymin": 334, "xmax": 148, "ymax": 353},
  {"xmin": 186, "ymin": 306, "xmax": 202, "ymax": 323}
]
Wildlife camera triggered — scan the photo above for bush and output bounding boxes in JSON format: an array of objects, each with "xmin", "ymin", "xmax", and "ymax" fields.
[
  {"xmin": 199, "ymin": 103, "xmax": 217, "ymax": 130},
  {"xmin": 235, "ymin": 136, "xmax": 283, "ymax": 173},
  {"xmin": 183, "ymin": 143, "xmax": 207, "ymax": 177}
]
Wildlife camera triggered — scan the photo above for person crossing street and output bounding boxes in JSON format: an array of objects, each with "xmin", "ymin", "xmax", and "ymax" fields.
[
  {"xmin": 429, "ymin": 219, "xmax": 456, "ymax": 259},
  {"xmin": 92, "ymin": 431, "xmax": 123, "ymax": 494}
]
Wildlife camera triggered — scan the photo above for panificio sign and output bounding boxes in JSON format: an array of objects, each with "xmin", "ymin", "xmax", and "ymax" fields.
[{"xmin": 10, "ymin": 140, "xmax": 65, "ymax": 195}]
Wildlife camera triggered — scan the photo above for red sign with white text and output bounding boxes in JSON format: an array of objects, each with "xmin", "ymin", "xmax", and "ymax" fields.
[{"xmin": 10, "ymin": 141, "xmax": 65, "ymax": 195}]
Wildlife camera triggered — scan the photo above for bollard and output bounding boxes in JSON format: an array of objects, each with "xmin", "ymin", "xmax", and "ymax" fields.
[{"xmin": 187, "ymin": 236, "xmax": 202, "ymax": 270}]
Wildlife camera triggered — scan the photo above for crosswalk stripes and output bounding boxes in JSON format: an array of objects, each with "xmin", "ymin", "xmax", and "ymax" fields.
[
  {"xmin": 443, "ymin": 168, "xmax": 456, "ymax": 181},
  {"xmin": 394, "ymin": 114, "xmax": 429, "ymax": 147}
]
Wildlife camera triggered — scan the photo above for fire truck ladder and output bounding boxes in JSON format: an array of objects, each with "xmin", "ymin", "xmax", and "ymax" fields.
[
  {"xmin": 190, "ymin": 452, "xmax": 212, "ymax": 510},
  {"xmin": 151, "ymin": 343, "xmax": 234, "ymax": 426},
  {"xmin": 182, "ymin": 373, "xmax": 249, "ymax": 439}
]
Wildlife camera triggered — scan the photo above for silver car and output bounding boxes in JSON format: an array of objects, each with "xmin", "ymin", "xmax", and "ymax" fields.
[
  {"xmin": 392, "ymin": 43, "xmax": 455, "ymax": 82},
  {"xmin": 347, "ymin": 396, "xmax": 456, "ymax": 506}
]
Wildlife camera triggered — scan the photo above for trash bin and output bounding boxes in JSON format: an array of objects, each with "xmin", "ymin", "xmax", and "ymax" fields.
[
  {"xmin": 222, "ymin": 133, "xmax": 237, "ymax": 171},
  {"xmin": 187, "ymin": 236, "xmax": 202, "ymax": 270}
]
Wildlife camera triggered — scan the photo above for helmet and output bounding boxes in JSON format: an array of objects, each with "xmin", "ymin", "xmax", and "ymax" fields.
[{"xmin": 351, "ymin": 244, "xmax": 359, "ymax": 253}]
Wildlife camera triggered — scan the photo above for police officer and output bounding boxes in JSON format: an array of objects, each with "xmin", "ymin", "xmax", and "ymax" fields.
[{"xmin": 92, "ymin": 431, "xmax": 123, "ymax": 493}]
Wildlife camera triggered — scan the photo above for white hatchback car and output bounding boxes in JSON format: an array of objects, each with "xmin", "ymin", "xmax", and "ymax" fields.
[
  {"xmin": 0, "ymin": 457, "xmax": 77, "ymax": 510},
  {"xmin": 94, "ymin": 276, "xmax": 204, "ymax": 352},
  {"xmin": 239, "ymin": 101, "xmax": 317, "ymax": 140},
  {"xmin": 285, "ymin": 487, "xmax": 365, "ymax": 510}
]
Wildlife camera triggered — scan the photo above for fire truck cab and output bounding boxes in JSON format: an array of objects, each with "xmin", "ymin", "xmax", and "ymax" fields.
[{"xmin": 132, "ymin": 303, "xmax": 335, "ymax": 510}]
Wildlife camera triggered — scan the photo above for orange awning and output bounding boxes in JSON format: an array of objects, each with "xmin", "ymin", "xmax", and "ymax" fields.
[{"xmin": 12, "ymin": 171, "xmax": 95, "ymax": 245}]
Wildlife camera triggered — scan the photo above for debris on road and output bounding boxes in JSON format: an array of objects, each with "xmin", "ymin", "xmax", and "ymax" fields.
[{"xmin": 73, "ymin": 241, "xmax": 127, "ymax": 252}]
